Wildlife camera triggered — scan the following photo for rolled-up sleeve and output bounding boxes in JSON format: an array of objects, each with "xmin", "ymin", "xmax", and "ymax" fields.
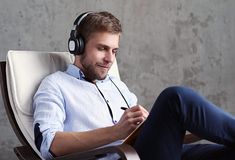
[{"xmin": 33, "ymin": 76, "xmax": 65, "ymax": 159}]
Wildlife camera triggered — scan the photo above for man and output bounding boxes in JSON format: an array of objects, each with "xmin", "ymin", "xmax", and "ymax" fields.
[{"xmin": 33, "ymin": 11, "xmax": 235, "ymax": 160}]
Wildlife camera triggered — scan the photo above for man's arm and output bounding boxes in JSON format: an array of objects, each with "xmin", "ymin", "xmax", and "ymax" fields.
[
  {"xmin": 50, "ymin": 105, "xmax": 149, "ymax": 157},
  {"xmin": 50, "ymin": 125, "xmax": 119, "ymax": 156}
]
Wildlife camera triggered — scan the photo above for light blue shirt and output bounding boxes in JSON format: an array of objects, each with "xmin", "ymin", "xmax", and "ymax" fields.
[{"xmin": 33, "ymin": 64, "xmax": 137, "ymax": 159}]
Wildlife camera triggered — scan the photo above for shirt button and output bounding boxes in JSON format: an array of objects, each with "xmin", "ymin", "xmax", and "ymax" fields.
[{"xmin": 106, "ymin": 100, "xmax": 109, "ymax": 103}]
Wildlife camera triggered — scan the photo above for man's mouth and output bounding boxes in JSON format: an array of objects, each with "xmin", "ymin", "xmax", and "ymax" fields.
[{"xmin": 97, "ymin": 64, "xmax": 110, "ymax": 69}]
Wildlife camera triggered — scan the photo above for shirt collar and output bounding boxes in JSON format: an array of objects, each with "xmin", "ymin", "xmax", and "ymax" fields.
[{"xmin": 65, "ymin": 64, "xmax": 110, "ymax": 83}]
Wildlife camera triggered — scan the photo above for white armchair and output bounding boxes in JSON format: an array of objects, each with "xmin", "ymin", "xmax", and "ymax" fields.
[{"xmin": 0, "ymin": 50, "xmax": 139, "ymax": 160}]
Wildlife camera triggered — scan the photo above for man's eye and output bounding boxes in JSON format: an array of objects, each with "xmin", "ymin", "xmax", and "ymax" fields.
[
  {"xmin": 98, "ymin": 47, "xmax": 105, "ymax": 51},
  {"xmin": 113, "ymin": 49, "xmax": 118, "ymax": 54}
]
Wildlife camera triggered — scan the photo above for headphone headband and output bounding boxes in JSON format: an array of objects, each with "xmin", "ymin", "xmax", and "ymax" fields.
[{"xmin": 74, "ymin": 12, "xmax": 92, "ymax": 26}]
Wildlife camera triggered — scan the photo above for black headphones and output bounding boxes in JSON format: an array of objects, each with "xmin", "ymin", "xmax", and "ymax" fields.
[{"xmin": 68, "ymin": 12, "xmax": 93, "ymax": 55}]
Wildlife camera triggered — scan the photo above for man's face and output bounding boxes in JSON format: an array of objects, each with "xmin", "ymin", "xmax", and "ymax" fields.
[{"xmin": 78, "ymin": 32, "xmax": 120, "ymax": 82}]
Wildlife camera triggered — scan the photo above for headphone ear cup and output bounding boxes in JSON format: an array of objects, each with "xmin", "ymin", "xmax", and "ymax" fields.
[
  {"xmin": 68, "ymin": 29, "xmax": 79, "ymax": 55},
  {"xmin": 69, "ymin": 12, "xmax": 92, "ymax": 55},
  {"xmin": 68, "ymin": 37, "xmax": 76, "ymax": 55},
  {"xmin": 77, "ymin": 35, "xmax": 85, "ymax": 54},
  {"xmin": 68, "ymin": 35, "xmax": 85, "ymax": 55}
]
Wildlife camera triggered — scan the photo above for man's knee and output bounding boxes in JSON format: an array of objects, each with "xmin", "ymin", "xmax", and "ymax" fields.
[
  {"xmin": 152, "ymin": 86, "xmax": 184, "ymax": 112},
  {"xmin": 159, "ymin": 86, "xmax": 186, "ymax": 99},
  {"xmin": 152, "ymin": 86, "xmax": 195, "ymax": 115}
]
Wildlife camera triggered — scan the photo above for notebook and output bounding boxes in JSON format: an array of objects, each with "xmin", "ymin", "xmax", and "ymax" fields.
[{"xmin": 122, "ymin": 121, "xmax": 144, "ymax": 145}]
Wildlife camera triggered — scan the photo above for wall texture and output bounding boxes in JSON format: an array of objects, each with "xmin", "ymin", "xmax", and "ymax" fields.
[{"xmin": 0, "ymin": 0, "xmax": 235, "ymax": 159}]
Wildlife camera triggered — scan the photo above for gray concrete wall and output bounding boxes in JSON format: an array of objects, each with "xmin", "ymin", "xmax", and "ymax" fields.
[{"xmin": 0, "ymin": 0, "xmax": 235, "ymax": 159}]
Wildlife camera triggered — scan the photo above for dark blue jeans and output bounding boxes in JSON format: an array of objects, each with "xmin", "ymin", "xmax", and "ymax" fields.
[{"xmin": 133, "ymin": 86, "xmax": 235, "ymax": 160}]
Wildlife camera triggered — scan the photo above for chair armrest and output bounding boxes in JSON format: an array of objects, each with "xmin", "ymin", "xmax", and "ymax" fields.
[
  {"xmin": 13, "ymin": 134, "xmax": 200, "ymax": 160},
  {"xmin": 14, "ymin": 145, "xmax": 41, "ymax": 160},
  {"xmin": 15, "ymin": 144, "xmax": 140, "ymax": 160},
  {"xmin": 54, "ymin": 144, "xmax": 140, "ymax": 160}
]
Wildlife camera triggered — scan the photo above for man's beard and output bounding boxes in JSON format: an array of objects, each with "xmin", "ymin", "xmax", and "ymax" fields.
[
  {"xmin": 80, "ymin": 55, "xmax": 108, "ymax": 81},
  {"xmin": 83, "ymin": 64, "xmax": 107, "ymax": 81}
]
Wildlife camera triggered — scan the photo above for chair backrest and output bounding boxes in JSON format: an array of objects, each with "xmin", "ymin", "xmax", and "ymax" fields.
[{"xmin": 5, "ymin": 50, "xmax": 120, "ymax": 159}]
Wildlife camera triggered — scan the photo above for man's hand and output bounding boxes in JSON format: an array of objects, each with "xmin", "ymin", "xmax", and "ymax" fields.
[
  {"xmin": 114, "ymin": 105, "xmax": 149, "ymax": 139},
  {"xmin": 50, "ymin": 105, "xmax": 148, "ymax": 156}
]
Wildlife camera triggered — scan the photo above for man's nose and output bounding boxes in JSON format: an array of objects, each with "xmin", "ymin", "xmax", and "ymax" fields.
[{"xmin": 104, "ymin": 51, "xmax": 115, "ymax": 62}]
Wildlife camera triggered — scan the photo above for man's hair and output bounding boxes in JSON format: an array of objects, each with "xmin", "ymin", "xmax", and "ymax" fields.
[{"xmin": 77, "ymin": 11, "xmax": 122, "ymax": 42}]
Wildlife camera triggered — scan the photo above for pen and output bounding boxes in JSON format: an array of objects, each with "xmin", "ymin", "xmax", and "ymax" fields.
[{"xmin": 121, "ymin": 107, "xmax": 128, "ymax": 110}]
